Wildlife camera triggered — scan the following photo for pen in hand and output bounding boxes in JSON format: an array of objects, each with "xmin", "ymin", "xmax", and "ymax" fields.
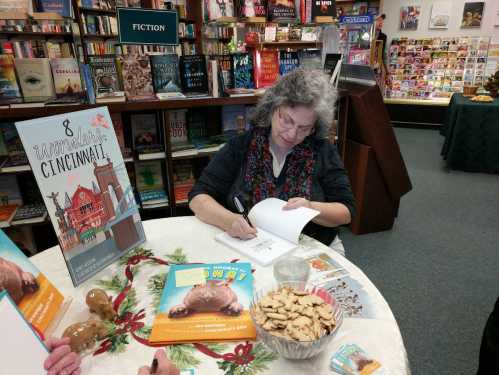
[
  {"xmin": 150, "ymin": 358, "xmax": 158, "ymax": 374},
  {"xmin": 233, "ymin": 196, "xmax": 254, "ymax": 228}
]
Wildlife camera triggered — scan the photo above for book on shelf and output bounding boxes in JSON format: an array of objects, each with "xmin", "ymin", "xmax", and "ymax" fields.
[
  {"xmin": 237, "ymin": 0, "xmax": 266, "ymax": 20},
  {"xmin": 0, "ymin": 154, "xmax": 31, "ymax": 173},
  {"xmin": 301, "ymin": 26, "xmax": 318, "ymax": 42},
  {"xmin": 15, "ymin": 107, "xmax": 146, "ymax": 286},
  {"xmin": 207, "ymin": 59, "xmax": 220, "ymax": 98},
  {"xmin": 232, "ymin": 53, "xmax": 254, "ymax": 90},
  {"xmin": 253, "ymin": 49, "xmax": 279, "ymax": 89},
  {"xmin": 264, "ymin": 25, "xmax": 276, "ymax": 42},
  {"xmin": 215, "ymin": 197, "xmax": 319, "ymax": 266},
  {"xmin": 204, "ymin": 0, "xmax": 235, "ymax": 21},
  {"xmin": 88, "ymin": 55, "xmax": 125, "ymax": 102},
  {"xmin": 276, "ymin": 26, "xmax": 289, "ymax": 42},
  {"xmin": 298, "ymin": 48, "xmax": 322, "ymax": 70},
  {"xmin": 0, "ymin": 229, "xmax": 66, "ymax": 334},
  {"xmin": 37, "ymin": 0, "xmax": 73, "ymax": 18},
  {"xmin": 215, "ymin": 54, "xmax": 233, "ymax": 92},
  {"xmin": 279, "ymin": 50, "xmax": 299, "ymax": 76},
  {"xmin": 110, "ymin": 113, "xmax": 132, "ymax": 159},
  {"xmin": 179, "ymin": 54, "xmax": 209, "ymax": 96},
  {"xmin": 0, "ymin": 290, "xmax": 50, "ymax": 375},
  {"xmin": 11, "ymin": 203, "xmax": 47, "ymax": 225},
  {"xmin": 0, "ymin": 204, "xmax": 18, "ymax": 227},
  {"xmin": 149, "ymin": 262, "xmax": 256, "ymax": 344},
  {"xmin": 187, "ymin": 110, "xmax": 207, "ymax": 143},
  {"xmin": 49, "ymin": 58, "xmax": 84, "ymax": 102},
  {"xmin": 0, "ymin": 54, "xmax": 22, "ymax": 104},
  {"xmin": 135, "ymin": 160, "xmax": 168, "ymax": 207},
  {"xmin": 311, "ymin": 0, "xmax": 336, "ymax": 22},
  {"xmin": 222, "ymin": 105, "xmax": 247, "ymax": 139},
  {"xmin": 0, "ymin": 122, "xmax": 30, "ymax": 173},
  {"xmin": 168, "ymin": 109, "xmax": 195, "ymax": 152},
  {"xmin": 150, "ymin": 54, "xmax": 185, "ymax": 99},
  {"xmin": 267, "ymin": 0, "xmax": 296, "ymax": 22},
  {"xmin": 79, "ymin": 63, "xmax": 96, "ymax": 104},
  {"xmin": 131, "ymin": 113, "xmax": 164, "ymax": 157},
  {"xmin": 172, "ymin": 159, "xmax": 195, "ymax": 203},
  {"xmin": 14, "ymin": 58, "xmax": 56, "ymax": 103},
  {"xmin": 120, "ymin": 54, "xmax": 156, "ymax": 102},
  {"xmin": 0, "ymin": 174, "xmax": 22, "ymax": 206}
]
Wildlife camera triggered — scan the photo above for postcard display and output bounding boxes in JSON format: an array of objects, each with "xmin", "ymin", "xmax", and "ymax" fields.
[
  {"xmin": 386, "ymin": 36, "xmax": 494, "ymax": 99},
  {"xmin": 15, "ymin": 108, "xmax": 146, "ymax": 286}
]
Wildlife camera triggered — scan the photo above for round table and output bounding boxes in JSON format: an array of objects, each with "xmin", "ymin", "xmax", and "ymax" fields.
[{"xmin": 32, "ymin": 217, "xmax": 411, "ymax": 375}]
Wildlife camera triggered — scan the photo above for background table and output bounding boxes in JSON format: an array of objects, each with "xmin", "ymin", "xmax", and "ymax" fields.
[
  {"xmin": 32, "ymin": 217, "xmax": 411, "ymax": 375},
  {"xmin": 441, "ymin": 94, "xmax": 499, "ymax": 173}
]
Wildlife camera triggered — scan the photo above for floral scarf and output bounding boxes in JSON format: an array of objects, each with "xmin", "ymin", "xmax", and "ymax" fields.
[{"xmin": 243, "ymin": 127, "xmax": 315, "ymax": 207}]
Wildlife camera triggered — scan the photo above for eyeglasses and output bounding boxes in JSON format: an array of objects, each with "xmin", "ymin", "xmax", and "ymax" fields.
[{"xmin": 277, "ymin": 107, "xmax": 315, "ymax": 138}]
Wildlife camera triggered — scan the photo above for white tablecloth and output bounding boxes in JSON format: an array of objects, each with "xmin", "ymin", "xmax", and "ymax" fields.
[{"xmin": 31, "ymin": 217, "xmax": 411, "ymax": 375}]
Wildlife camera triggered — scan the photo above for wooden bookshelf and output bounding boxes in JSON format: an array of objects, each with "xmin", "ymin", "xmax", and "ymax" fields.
[
  {"xmin": 247, "ymin": 41, "xmax": 321, "ymax": 49},
  {"xmin": 0, "ymin": 31, "xmax": 74, "ymax": 38},
  {"xmin": 78, "ymin": 6, "xmax": 116, "ymax": 15}
]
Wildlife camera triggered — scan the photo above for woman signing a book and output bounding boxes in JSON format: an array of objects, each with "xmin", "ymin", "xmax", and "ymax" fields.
[{"xmin": 189, "ymin": 69, "xmax": 355, "ymax": 254}]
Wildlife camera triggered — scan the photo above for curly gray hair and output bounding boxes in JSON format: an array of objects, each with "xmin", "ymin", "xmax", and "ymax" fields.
[{"xmin": 248, "ymin": 69, "xmax": 337, "ymax": 139}]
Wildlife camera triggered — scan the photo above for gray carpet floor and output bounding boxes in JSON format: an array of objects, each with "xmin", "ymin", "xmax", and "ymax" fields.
[{"xmin": 341, "ymin": 128, "xmax": 499, "ymax": 375}]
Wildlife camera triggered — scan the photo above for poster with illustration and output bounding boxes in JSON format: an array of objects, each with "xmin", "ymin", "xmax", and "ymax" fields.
[
  {"xmin": 429, "ymin": 2, "xmax": 451, "ymax": 29},
  {"xmin": 400, "ymin": 5, "xmax": 420, "ymax": 30},
  {"xmin": 461, "ymin": 2, "xmax": 485, "ymax": 28},
  {"xmin": 15, "ymin": 108, "xmax": 145, "ymax": 286}
]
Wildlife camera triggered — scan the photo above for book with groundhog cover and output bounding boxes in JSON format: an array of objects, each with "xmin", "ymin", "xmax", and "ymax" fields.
[
  {"xmin": 0, "ymin": 229, "xmax": 64, "ymax": 334},
  {"xmin": 149, "ymin": 262, "xmax": 256, "ymax": 344}
]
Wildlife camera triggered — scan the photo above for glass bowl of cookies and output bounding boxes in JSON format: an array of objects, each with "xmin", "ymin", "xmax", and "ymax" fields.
[{"xmin": 250, "ymin": 282, "xmax": 343, "ymax": 359}]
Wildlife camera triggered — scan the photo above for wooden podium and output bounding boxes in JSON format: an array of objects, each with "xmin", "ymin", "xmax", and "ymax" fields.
[{"xmin": 340, "ymin": 83, "xmax": 412, "ymax": 234}]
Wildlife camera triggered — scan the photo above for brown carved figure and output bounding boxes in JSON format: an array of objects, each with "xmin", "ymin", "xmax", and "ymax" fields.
[
  {"xmin": 168, "ymin": 280, "xmax": 243, "ymax": 318},
  {"xmin": 0, "ymin": 256, "xmax": 39, "ymax": 304},
  {"xmin": 86, "ymin": 288, "xmax": 117, "ymax": 321},
  {"xmin": 62, "ymin": 319, "xmax": 108, "ymax": 353}
]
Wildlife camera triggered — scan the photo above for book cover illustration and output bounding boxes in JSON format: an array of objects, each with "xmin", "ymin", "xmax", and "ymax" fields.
[
  {"xmin": 311, "ymin": 0, "xmax": 336, "ymax": 20},
  {"xmin": 131, "ymin": 113, "xmax": 163, "ymax": 154},
  {"xmin": 135, "ymin": 160, "xmax": 168, "ymax": 206},
  {"xmin": 330, "ymin": 344, "xmax": 384, "ymax": 375},
  {"xmin": 267, "ymin": 0, "xmax": 296, "ymax": 22},
  {"xmin": 205, "ymin": 0, "xmax": 235, "ymax": 21},
  {"xmin": 110, "ymin": 113, "xmax": 132, "ymax": 159},
  {"xmin": 151, "ymin": 54, "xmax": 183, "ymax": 97},
  {"xmin": 149, "ymin": 262, "xmax": 256, "ymax": 344},
  {"xmin": 0, "ymin": 229, "xmax": 64, "ymax": 333},
  {"xmin": 461, "ymin": 2, "xmax": 484, "ymax": 28},
  {"xmin": 232, "ymin": 53, "xmax": 254, "ymax": 89},
  {"xmin": 222, "ymin": 105, "xmax": 247, "ymax": 139},
  {"xmin": 0, "ymin": 55, "xmax": 22, "ymax": 104},
  {"xmin": 169, "ymin": 109, "xmax": 193, "ymax": 151},
  {"xmin": 279, "ymin": 51, "xmax": 299, "ymax": 76},
  {"xmin": 180, "ymin": 55, "xmax": 209, "ymax": 95},
  {"xmin": 215, "ymin": 54, "xmax": 233, "ymax": 91},
  {"xmin": 400, "ymin": 6, "xmax": 420, "ymax": 31},
  {"xmin": 88, "ymin": 55, "xmax": 124, "ymax": 98},
  {"xmin": 50, "ymin": 58, "xmax": 83, "ymax": 99},
  {"xmin": 173, "ymin": 159, "xmax": 195, "ymax": 203},
  {"xmin": 253, "ymin": 49, "xmax": 279, "ymax": 88},
  {"xmin": 120, "ymin": 54, "xmax": 155, "ymax": 101},
  {"xmin": 429, "ymin": 2, "xmax": 451, "ymax": 29},
  {"xmin": 238, "ymin": 0, "xmax": 266, "ymax": 18},
  {"xmin": 298, "ymin": 49, "xmax": 322, "ymax": 71},
  {"xmin": 14, "ymin": 58, "xmax": 56, "ymax": 102},
  {"xmin": 38, "ymin": 0, "xmax": 72, "ymax": 18},
  {"xmin": 15, "ymin": 107, "xmax": 145, "ymax": 286}
]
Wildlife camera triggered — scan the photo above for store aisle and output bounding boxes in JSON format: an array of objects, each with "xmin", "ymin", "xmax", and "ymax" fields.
[{"xmin": 342, "ymin": 128, "xmax": 499, "ymax": 375}]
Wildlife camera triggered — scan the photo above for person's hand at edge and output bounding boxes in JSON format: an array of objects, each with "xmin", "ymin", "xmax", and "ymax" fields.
[
  {"xmin": 283, "ymin": 197, "xmax": 312, "ymax": 210},
  {"xmin": 44, "ymin": 337, "xmax": 82, "ymax": 375},
  {"xmin": 227, "ymin": 215, "xmax": 257, "ymax": 240},
  {"xmin": 137, "ymin": 349, "xmax": 180, "ymax": 375}
]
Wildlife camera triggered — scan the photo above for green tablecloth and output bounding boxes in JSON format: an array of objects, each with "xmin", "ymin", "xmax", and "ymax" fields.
[{"xmin": 441, "ymin": 94, "xmax": 499, "ymax": 173}]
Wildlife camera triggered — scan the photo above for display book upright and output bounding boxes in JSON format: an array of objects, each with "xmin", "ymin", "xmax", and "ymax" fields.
[
  {"xmin": 15, "ymin": 107, "xmax": 146, "ymax": 286},
  {"xmin": 149, "ymin": 262, "xmax": 256, "ymax": 344}
]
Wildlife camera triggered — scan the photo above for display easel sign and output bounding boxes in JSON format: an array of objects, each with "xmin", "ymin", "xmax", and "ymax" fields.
[{"xmin": 16, "ymin": 107, "xmax": 146, "ymax": 286}]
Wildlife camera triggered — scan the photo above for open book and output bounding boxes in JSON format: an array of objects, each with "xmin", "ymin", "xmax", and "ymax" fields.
[
  {"xmin": 215, "ymin": 198, "xmax": 319, "ymax": 266},
  {"xmin": 0, "ymin": 290, "xmax": 49, "ymax": 375}
]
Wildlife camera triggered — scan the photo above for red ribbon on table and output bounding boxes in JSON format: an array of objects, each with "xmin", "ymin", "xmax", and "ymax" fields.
[{"xmin": 193, "ymin": 342, "xmax": 255, "ymax": 365}]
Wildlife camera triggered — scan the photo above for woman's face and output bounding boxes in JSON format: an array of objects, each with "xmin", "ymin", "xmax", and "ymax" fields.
[{"xmin": 270, "ymin": 105, "xmax": 317, "ymax": 152}]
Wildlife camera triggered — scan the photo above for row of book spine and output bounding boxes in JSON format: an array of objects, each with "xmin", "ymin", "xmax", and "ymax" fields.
[{"xmin": 81, "ymin": 14, "xmax": 118, "ymax": 35}]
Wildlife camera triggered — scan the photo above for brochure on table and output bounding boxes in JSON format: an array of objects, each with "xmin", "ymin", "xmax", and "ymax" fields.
[
  {"xmin": 0, "ymin": 290, "xmax": 49, "ymax": 375},
  {"xmin": 15, "ymin": 107, "xmax": 146, "ymax": 286},
  {"xmin": 215, "ymin": 198, "xmax": 319, "ymax": 266},
  {"xmin": 0, "ymin": 229, "xmax": 65, "ymax": 334},
  {"xmin": 150, "ymin": 262, "xmax": 256, "ymax": 344}
]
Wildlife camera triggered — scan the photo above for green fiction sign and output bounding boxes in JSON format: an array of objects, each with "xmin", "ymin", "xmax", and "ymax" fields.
[{"xmin": 117, "ymin": 8, "xmax": 179, "ymax": 45}]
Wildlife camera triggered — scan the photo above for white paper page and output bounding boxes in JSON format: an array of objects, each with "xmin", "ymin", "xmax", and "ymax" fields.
[
  {"xmin": 215, "ymin": 228, "xmax": 297, "ymax": 266},
  {"xmin": 248, "ymin": 198, "xmax": 320, "ymax": 244},
  {"xmin": 0, "ymin": 293, "xmax": 48, "ymax": 375}
]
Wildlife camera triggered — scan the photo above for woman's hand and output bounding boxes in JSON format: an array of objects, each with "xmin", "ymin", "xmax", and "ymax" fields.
[
  {"xmin": 227, "ymin": 215, "xmax": 257, "ymax": 240},
  {"xmin": 44, "ymin": 337, "xmax": 81, "ymax": 375},
  {"xmin": 137, "ymin": 349, "xmax": 180, "ymax": 375},
  {"xmin": 283, "ymin": 197, "xmax": 312, "ymax": 210}
]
